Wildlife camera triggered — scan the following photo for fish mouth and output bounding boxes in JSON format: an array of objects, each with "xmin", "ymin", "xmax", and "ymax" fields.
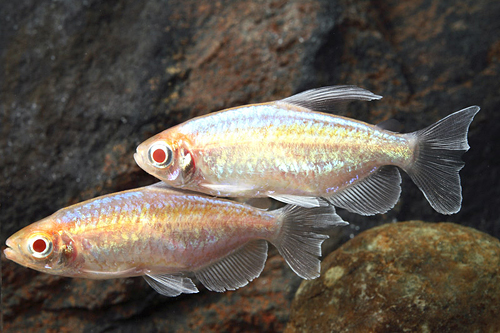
[
  {"xmin": 134, "ymin": 151, "xmax": 154, "ymax": 175},
  {"xmin": 3, "ymin": 247, "xmax": 16, "ymax": 261},
  {"xmin": 4, "ymin": 238, "xmax": 20, "ymax": 263},
  {"xmin": 133, "ymin": 152, "xmax": 144, "ymax": 168}
]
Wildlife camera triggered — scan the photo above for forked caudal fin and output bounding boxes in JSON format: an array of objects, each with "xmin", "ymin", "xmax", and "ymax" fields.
[
  {"xmin": 405, "ymin": 106, "xmax": 480, "ymax": 214},
  {"xmin": 271, "ymin": 204, "xmax": 348, "ymax": 279}
]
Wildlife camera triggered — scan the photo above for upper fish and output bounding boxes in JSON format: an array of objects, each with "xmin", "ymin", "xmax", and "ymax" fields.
[
  {"xmin": 4, "ymin": 183, "xmax": 346, "ymax": 297},
  {"xmin": 134, "ymin": 85, "xmax": 479, "ymax": 215}
]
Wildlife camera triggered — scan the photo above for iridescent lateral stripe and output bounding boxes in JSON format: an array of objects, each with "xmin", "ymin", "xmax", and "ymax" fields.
[
  {"xmin": 180, "ymin": 103, "xmax": 412, "ymax": 195},
  {"xmin": 52, "ymin": 188, "xmax": 278, "ymax": 275}
]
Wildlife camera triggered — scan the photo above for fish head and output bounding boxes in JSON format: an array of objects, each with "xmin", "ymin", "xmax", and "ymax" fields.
[
  {"xmin": 135, "ymin": 129, "xmax": 196, "ymax": 187},
  {"xmin": 4, "ymin": 216, "xmax": 80, "ymax": 277}
]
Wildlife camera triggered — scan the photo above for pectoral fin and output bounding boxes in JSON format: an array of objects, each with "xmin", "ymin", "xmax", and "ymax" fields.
[
  {"xmin": 144, "ymin": 273, "xmax": 198, "ymax": 297},
  {"xmin": 200, "ymin": 183, "xmax": 255, "ymax": 196},
  {"xmin": 268, "ymin": 194, "xmax": 326, "ymax": 208}
]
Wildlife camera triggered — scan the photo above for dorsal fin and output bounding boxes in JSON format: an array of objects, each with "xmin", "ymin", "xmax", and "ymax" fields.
[{"xmin": 278, "ymin": 85, "xmax": 382, "ymax": 112}]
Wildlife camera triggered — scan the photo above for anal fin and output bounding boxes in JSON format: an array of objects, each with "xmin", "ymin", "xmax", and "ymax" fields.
[
  {"xmin": 194, "ymin": 240, "xmax": 268, "ymax": 292},
  {"xmin": 326, "ymin": 165, "xmax": 402, "ymax": 215}
]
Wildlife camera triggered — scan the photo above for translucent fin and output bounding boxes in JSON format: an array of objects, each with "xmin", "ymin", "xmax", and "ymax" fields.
[
  {"xmin": 272, "ymin": 205, "xmax": 348, "ymax": 280},
  {"xmin": 144, "ymin": 273, "xmax": 199, "ymax": 297},
  {"xmin": 326, "ymin": 166, "xmax": 402, "ymax": 216},
  {"xmin": 278, "ymin": 85, "xmax": 382, "ymax": 112},
  {"xmin": 268, "ymin": 194, "xmax": 326, "ymax": 208},
  {"xmin": 376, "ymin": 118, "xmax": 401, "ymax": 132},
  {"xmin": 405, "ymin": 106, "xmax": 480, "ymax": 214},
  {"xmin": 194, "ymin": 240, "xmax": 268, "ymax": 292},
  {"xmin": 200, "ymin": 183, "xmax": 254, "ymax": 195}
]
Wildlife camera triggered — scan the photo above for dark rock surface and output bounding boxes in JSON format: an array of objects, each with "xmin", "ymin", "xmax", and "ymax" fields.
[
  {"xmin": 1, "ymin": 0, "xmax": 499, "ymax": 331},
  {"xmin": 286, "ymin": 221, "xmax": 500, "ymax": 332},
  {"xmin": 2, "ymin": 247, "xmax": 314, "ymax": 332}
]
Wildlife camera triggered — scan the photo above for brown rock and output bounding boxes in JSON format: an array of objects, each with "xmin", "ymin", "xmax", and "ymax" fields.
[
  {"xmin": 286, "ymin": 221, "xmax": 500, "ymax": 332},
  {"xmin": 2, "ymin": 0, "xmax": 500, "ymax": 331}
]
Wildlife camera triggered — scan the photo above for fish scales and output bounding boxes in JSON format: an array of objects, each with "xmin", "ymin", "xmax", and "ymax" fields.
[
  {"xmin": 134, "ymin": 85, "xmax": 479, "ymax": 215},
  {"xmin": 38, "ymin": 188, "xmax": 278, "ymax": 276},
  {"xmin": 182, "ymin": 103, "xmax": 412, "ymax": 194},
  {"xmin": 5, "ymin": 183, "xmax": 347, "ymax": 296}
]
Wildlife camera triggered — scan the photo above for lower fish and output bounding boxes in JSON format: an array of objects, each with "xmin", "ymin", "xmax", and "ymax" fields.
[
  {"xmin": 134, "ymin": 85, "xmax": 479, "ymax": 215},
  {"xmin": 4, "ymin": 183, "xmax": 347, "ymax": 296}
]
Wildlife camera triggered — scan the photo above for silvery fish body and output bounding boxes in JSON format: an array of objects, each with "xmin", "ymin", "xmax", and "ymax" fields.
[
  {"xmin": 135, "ymin": 86, "xmax": 479, "ymax": 215},
  {"xmin": 4, "ymin": 183, "xmax": 346, "ymax": 296}
]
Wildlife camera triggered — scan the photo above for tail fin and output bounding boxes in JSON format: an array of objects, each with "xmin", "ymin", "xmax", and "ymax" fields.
[
  {"xmin": 271, "ymin": 204, "xmax": 348, "ymax": 279},
  {"xmin": 406, "ymin": 106, "xmax": 480, "ymax": 214}
]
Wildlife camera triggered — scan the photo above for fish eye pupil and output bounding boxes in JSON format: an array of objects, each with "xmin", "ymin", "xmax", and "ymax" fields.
[
  {"xmin": 148, "ymin": 144, "xmax": 173, "ymax": 168},
  {"xmin": 29, "ymin": 235, "xmax": 53, "ymax": 258},
  {"xmin": 153, "ymin": 148, "xmax": 167, "ymax": 164},
  {"xmin": 33, "ymin": 238, "xmax": 47, "ymax": 253}
]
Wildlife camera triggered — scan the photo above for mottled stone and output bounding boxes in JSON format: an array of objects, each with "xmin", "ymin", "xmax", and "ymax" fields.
[{"xmin": 286, "ymin": 222, "xmax": 500, "ymax": 332}]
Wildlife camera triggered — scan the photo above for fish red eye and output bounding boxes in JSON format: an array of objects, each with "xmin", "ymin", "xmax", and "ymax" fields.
[
  {"xmin": 148, "ymin": 143, "xmax": 173, "ymax": 168},
  {"xmin": 33, "ymin": 239, "xmax": 47, "ymax": 253},
  {"xmin": 28, "ymin": 235, "xmax": 53, "ymax": 259},
  {"xmin": 153, "ymin": 148, "xmax": 166, "ymax": 164}
]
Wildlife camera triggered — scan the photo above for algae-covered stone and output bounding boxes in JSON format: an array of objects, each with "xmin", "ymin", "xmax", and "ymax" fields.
[{"xmin": 287, "ymin": 222, "xmax": 500, "ymax": 332}]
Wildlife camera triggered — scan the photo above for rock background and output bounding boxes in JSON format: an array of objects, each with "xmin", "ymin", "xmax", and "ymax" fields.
[
  {"xmin": 286, "ymin": 221, "xmax": 500, "ymax": 332},
  {"xmin": 1, "ymin": 0, "xmax": 499, "ymax": 331}
]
